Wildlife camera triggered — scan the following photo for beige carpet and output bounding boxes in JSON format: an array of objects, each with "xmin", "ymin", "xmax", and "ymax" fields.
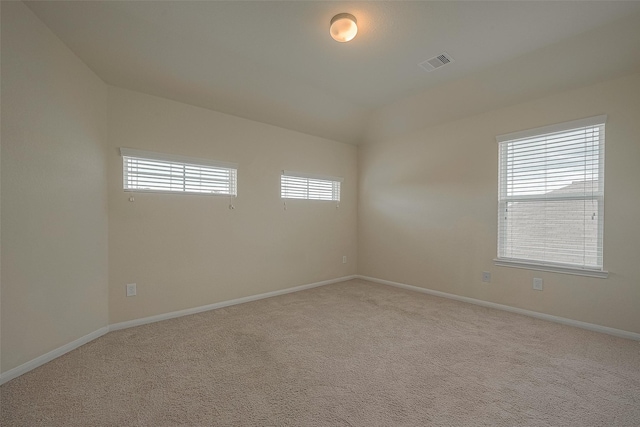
[{"xmin": 2, "ymin": 279, "xmax": 639, "ymax": 426}]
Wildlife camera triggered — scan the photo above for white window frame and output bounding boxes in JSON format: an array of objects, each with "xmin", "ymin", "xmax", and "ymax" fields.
[
  {"xmin": 280, "ymin": 170, "xmax": 342, "ymax": 201},
  {"xmin": 494, "ymin": 116, "xmax": 608, "ymax": 278},
  {"xmin": 120, "ymin": 148, "xmax": 237, "ymax": 196}
]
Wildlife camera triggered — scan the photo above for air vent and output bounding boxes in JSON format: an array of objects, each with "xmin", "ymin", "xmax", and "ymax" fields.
[{"xmin": 419, "ymin": 52, "xmax": 454, "ymax": 72}]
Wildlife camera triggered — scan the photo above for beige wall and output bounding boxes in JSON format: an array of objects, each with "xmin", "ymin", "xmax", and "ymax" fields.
[
  {"xmin": 359, "ymin": 73, "xmax": 640, "ymax": 334},
  {"xmin": 107, "ymin": 87, "xmax": 357, "ymax": 324},
  {"xmin": 1, "ymin": 2, "xmax": 109, "ymax": 373}
]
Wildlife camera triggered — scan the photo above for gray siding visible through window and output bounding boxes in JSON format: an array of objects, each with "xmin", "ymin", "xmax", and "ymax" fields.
[{"xmin": 503, "ymin": 181, "xmax": 599, "ymax": 266}]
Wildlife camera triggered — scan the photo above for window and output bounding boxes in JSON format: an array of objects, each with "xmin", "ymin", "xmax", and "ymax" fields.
[
  {"xmin": 281, "ymin": 170, "xmax": 342, "ymax": 201},
  {"xmin": 495, "ymin": 116, "xmax": 607, "ymax": 277},
  {"xmin": 121, "ymin": 148, "xmax": 237, "ymax": 196}
]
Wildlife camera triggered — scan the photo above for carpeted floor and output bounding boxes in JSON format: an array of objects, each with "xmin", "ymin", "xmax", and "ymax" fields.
[{"xmin": 1, "ymin": 279, "xmax": 639, "ymax": 426}]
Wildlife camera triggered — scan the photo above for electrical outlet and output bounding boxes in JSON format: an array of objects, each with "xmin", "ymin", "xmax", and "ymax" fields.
[
  {"xmin": 482, "ymin": 272, "xmax": 491, "ymax": 283},
  {"xmin": 533, "ymin": 278, "xmax": 543, "ymax": 291},
  {"xmin": 342, "ymin": 256, "xmax": 347, "ymax": 264},
  {"xmin": 126, "ymin": 283, "xmax": 137, "ymax": 297}
]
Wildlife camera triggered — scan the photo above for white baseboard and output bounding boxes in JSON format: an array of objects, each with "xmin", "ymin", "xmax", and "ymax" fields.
[
  {"xmin": 109, "ymin": 275, "xmax": 357, "ymax": 332},
  {"xmin": 0, "ymin": 326, "xmax": 109, "ymax": 386},
  {"xmin": 356, "ymin": 275, "xmax": 640, "ymax": 341},
  {"xmin": 6, "ymin": 273, "xmax": 633, "ymax": 386},
  {"xmin": 0, "ymin": 275, "xmax": 356, "ymax": 385}
]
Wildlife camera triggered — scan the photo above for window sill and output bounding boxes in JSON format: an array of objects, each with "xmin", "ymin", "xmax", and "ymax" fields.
[{"xmin": 493, "ymin": 259, "xmax": 609, "ymax": 279}]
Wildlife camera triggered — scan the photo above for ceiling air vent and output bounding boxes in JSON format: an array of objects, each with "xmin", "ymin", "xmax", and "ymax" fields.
[{"xmin": 419, "ymin": 52, "xmax": 454, "ymax": 72}]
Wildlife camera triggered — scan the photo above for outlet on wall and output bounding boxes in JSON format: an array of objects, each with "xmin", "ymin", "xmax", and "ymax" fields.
[
  {"xmin": 342, "ymin": 256, "xmax": 347, "ymax": 264},
  {"xmin": 482, "ymin": 272, "xmax": 491, "ymax": 283},
  {"xmin": 533, "ymin": 278, "xmax": 543, "ymax": 291},
  {"xmin": 126, "ymin": 283, "xmax": 137, "ymax": 297}
]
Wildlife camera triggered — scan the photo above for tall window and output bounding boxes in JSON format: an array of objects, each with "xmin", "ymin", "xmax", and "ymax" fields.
[
  {"xmin": 121, "ymin": 148, "xmax": 237, "ymax": 196},
  {"xmin": 281, "ymin": 170, "xmax": 342, "ymax": 201},
  {"xmin": 496, "ymin": 116, "xmax": 606, "ymax": 276}
]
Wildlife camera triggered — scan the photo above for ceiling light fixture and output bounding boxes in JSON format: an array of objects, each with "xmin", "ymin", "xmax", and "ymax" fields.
[{"xmin": 330, "ymin": 13, "xmax": 357, "ymax": 43}]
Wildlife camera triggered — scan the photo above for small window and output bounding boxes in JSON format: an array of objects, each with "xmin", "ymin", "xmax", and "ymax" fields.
[
  {"xmin": 121, "ymin": 148, "xmax": 237, "ymax": 196},
  {"xmin": 496, "ymin": 116, "xmax": 606, "ymax": 276},
  {"xmin": 281, "ymin": 170, "xmax": 342, "ymax": 201}
]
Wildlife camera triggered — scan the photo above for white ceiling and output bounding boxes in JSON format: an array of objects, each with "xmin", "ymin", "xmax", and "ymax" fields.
[{"xmin": 25, "ymin": 1, "xmax": 640, "ymax": 144}]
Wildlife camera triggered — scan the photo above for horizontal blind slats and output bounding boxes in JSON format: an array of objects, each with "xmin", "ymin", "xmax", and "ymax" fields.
[
  {"xmin": 281, "ymin": 173, "xmax": 341, "ymax": 201},
  {"xmin": 506, "ymin": 128, "xmax": 601, "ymax": 146},
  {"xmin": 498, "ymin": 119, "xmax": 604, "ymax": 269},
  {"xmin": 123, "ymin": 154, "xmax": 237, "ymax": 196}
]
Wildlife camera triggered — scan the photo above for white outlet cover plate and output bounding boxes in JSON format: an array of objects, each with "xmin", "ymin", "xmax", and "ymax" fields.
[
  {"xmin": 126, "ymin": 283, "xmax": 137, "ymax": 297},
  {"xmin": 533, "ymin": 278, "xmax": 543, "ymax": 291}
]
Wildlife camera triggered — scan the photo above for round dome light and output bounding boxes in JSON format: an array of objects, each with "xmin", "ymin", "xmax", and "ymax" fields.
[{"xmin": 330, "ymin": 13, "xmax": 357, "ymax": 43}]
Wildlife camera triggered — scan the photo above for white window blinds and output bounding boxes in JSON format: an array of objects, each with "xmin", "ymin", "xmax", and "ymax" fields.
[
  {"xmin": 121, "ymin": 148, "xmax": 237, "ymax": 196},
  {"xmin": 281, "ymin": 171, "xmax": 342, "ymax": 201},
  {"xmin": 497, "ymin": 116, "xmax": 605, "ymax": 271}
]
